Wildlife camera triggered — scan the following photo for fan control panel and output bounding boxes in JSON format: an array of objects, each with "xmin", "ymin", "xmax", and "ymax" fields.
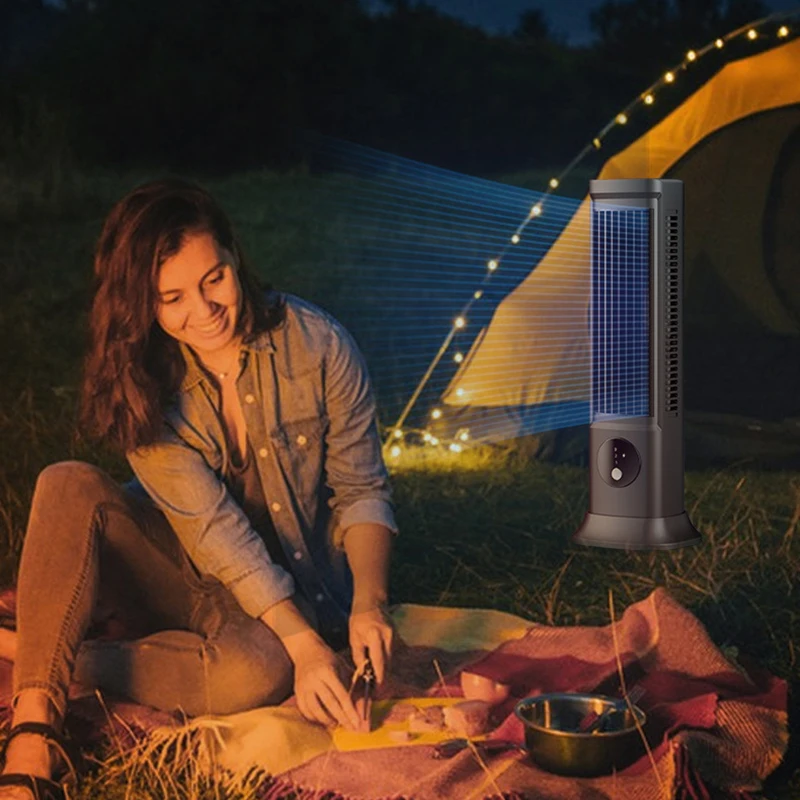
[{"xmin": 597, "ymin": 437, "xmax": 641, "ymax": 487}]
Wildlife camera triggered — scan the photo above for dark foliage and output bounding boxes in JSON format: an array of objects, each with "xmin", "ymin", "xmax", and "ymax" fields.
[{"xmin": 0, "ymin": 0, "xmax": 773, "ymax": 174}]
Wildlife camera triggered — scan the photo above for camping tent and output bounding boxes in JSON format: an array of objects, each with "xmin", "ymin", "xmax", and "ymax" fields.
[{"xmin": 436, "ymin": 36, "xmax": 800, "ymax": 464}]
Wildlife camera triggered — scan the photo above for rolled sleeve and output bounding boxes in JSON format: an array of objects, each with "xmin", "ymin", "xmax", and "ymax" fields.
[
  {"xmin": 224, "ymin": 566, "xmax": 295, "ymax": 618},
  {"xmin": 339, "ymin": 498, "xmax": 398, "ymax": 538},
  {"xmin": 322, "ymin": 320, "xmax": 399, "ymax": 548},
  {"xmin": 127, "ymin": 428, "xmax": 295, "ymax": 618}
]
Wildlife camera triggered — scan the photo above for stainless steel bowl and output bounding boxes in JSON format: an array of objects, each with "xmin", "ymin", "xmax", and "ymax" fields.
[{"xmin": 514, "ymin": 692, "xmax": 646, "ymax": 777}]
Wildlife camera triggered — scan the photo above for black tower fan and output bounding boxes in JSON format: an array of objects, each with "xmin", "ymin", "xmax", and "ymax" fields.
[{"xmin": 573, "ymin": 178, "xmax": 701, "ymax": 549}]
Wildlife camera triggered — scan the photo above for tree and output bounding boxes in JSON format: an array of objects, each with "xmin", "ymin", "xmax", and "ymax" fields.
[{"xmin": 515, "ymin": 8, "xmax": 550, "ymax": 42}]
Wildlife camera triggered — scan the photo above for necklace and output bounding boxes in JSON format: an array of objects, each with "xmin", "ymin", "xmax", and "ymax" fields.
[{"xmin": 201, "ymin": 350, "xmax": 241, "ymax": 381}]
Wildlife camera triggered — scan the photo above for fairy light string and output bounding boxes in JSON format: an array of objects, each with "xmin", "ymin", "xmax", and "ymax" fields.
[{"xmin": 383, "ymin": 11, "xmax": 799, "ymax": 460}]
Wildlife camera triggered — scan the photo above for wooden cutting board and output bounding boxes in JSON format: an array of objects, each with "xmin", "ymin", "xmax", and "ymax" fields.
[{"xmin": 333, "ymin": 697, "xmax": 488, "ymax": 752}]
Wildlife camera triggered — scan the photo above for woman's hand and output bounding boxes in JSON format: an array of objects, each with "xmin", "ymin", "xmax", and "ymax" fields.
[
  {"xmin": 261, "ymin": 597, "xmax": 361, "ymax": 730},
  {"xmin": 288, "ymin": 629, "xmax": 362, "ymax": 730},
  {"xmin": 341, "ymin": 523, "xmax": 394, "ymax": 684},
  {"xmin": 349, "ymin": 601, "xmax": 394, "ymax": 685}
]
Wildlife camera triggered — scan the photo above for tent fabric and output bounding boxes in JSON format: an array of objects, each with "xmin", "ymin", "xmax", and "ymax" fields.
[
  {"xmin": 601, "ymin": 36, "xmax": 800, "ymax": 180},
  {"xmin": 439, "ymin": 38, "xmax": 800, "ymax": 447}
]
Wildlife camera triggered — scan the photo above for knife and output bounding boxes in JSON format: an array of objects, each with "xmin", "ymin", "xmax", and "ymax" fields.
[{"xmin": 360, "ymin": 647, "xmax": 376, "ymax": 724}]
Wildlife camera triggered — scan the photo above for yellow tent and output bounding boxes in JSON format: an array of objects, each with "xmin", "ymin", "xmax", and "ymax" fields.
[{"xmin": 439, "ymin": 37, "xmax": 800, "ymax": 455}]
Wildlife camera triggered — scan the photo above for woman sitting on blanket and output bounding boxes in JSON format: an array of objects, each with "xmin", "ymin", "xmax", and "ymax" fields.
[{"xmin": 0, "ymin": 179, "xmax": 397, "ymax": 800}]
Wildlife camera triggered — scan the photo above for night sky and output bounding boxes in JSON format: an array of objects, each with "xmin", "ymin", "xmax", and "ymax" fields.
[{"xmin": 365, "ymin": 0, "xmax": 800, "ymax": 45}]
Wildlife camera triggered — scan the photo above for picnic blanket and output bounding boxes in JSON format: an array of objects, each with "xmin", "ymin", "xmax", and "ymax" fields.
[{"xmin": 0, "ymin": 588, "xmax": 789, "ymax": 799}]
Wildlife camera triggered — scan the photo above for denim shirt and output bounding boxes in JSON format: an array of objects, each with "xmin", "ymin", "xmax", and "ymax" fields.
[{"xmin": 126, "ymin": 294, "xmax": 398, "ymax": 632}]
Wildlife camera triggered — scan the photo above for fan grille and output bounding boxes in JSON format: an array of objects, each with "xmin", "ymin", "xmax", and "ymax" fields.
[{"xmin": 591, "ymin": 206, "xmax": 652, "ymax": 420}]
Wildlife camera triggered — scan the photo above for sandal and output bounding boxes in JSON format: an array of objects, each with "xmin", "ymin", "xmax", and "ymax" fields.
[{"xmin": 0, "ymin": 722, "xmax": 79, "ymax": 800}]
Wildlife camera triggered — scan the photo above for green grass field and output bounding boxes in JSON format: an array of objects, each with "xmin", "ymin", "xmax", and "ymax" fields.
[{"xmin": 0, "ymin": 169, "xmax": 797, "ymax": 798}]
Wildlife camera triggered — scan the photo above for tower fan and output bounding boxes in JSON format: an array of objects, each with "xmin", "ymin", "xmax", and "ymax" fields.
[{"xmin": 573, "ymin": 178, "xmax": 701, "ymax": 549}]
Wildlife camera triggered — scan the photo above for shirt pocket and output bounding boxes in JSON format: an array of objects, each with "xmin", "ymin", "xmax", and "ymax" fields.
[{"xmin": 270, "ymin": 415, "xmax": 328, "ymax": 509}]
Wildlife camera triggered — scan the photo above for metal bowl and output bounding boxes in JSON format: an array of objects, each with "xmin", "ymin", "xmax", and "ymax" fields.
[{"xmin": 514, "ymin": 693, "xmax": 646, "ymax": 777}]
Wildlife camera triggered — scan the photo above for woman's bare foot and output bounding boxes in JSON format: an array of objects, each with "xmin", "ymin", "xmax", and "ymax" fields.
[{"xmin": 0, "ymin": 629, "xmax": 17, "ymax": 662}]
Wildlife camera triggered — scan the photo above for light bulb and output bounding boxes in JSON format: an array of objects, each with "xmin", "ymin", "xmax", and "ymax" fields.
[
  {"xmin": 644, "ymin": 93, "xmax": 654, "ymax": 105},
  {"xmin": 390, "ymin": 446, "xmax": 401, "ymax": 458},
  {"xmin": 511, "ymin": 234, "xmax": 520, "ymax": 244},
  {"xmin": 474, "ymin": 290, "xmax": 483, "ymax": 299},
  {"xmin": 616, "ymin": 113, "xmax": 628, "ymax": 125},
  {"xmin": 747, "ymin": 28, "xmax": 757, "ymax": 40},
  {"xmin": 455, "ymin": 388, "xmax": 464, "ymax": 397},
  {"xmin": 393, "ymin": 429, "xmax": 403, "ymax": 439},
  {"xmin": 431, "ymin": 408, "xmax": 442, "ymax": 420},
  {"xmin": 454, "ymin": 316, "xmax": 466, "ymax": 329},
  {"xmin": 686, "ymin": 50, "xmax": 697, "ymax": 61},
  {"xmin": 778, "ymin": 26, "xmax": 789, "ymax": 38},
  {"xmin": 487, "ymin": 259, "xmax": 498, "ymax": 271},
  {"xmin": 430, "ymin": 437, "xmax": 439, "ymax": 446},
  {"xmin": 531, "ymin": 204, "xmax": 542, "ymax": 216},
  {"xmin": 715, "ymin": 38, "xmax": 724, "ymax": 48},
  {"xmin": 454, "ymin": 352, "xmax": 464, "ymax": 363},
  {"xmin": 665, "ymin": 71, "xmax": 675, "ymax": 83},
  {"xmin": 593, "ymin": 138, "xmax": 602, "ymax": 149},
  {"xmin": 423, "ymin": 432, "xmax": 432, "ymax": 442},
  {"xmin": 459, "ymin": 431, "xmax": 469, "ymax": 442},
  {"xmin": 549, "ymin": 178, "xmax": 559, "ymax": 189},
  {"xmin": 449, "ymin": 443, "xmax": 462, "ymax": 453}
]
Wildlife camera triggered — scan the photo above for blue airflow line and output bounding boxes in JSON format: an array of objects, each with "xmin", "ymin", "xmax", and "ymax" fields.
[
  {"xmin": 332, "ymin": 186, "xmax": 551, "ymax": 221},
  {"xmin": 319, "ymin": 137, "xmax": 580, "ymax": 209},
  {"xmin": 310, "ymin": 138, "xmax": 652, "ymax": 441},
  {"xmin": 337, "ymin": 198, "xmax": 579, "ymax": 228}
]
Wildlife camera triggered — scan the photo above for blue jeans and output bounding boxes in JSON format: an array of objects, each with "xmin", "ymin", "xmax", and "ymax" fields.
[{"xmin": 13, "ymin": 461, "xmax": 309, "ymax": 720}]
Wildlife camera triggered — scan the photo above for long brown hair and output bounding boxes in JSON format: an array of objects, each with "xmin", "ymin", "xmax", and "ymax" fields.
[{"xmin": 80, "ymin": 178, "xmax": 284, "ymax": 453}]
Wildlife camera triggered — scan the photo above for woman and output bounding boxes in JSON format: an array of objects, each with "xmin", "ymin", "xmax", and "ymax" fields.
[{"xmin": 0, "ymin": 178, "xmax": 397, "ymax": 800}]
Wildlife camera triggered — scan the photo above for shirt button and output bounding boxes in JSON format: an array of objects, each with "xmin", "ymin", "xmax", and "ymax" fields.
[
  {"xmin": 293, "ymin": 551, "xmax": 303, "ymax": 561},
  {"xmin": 258, "ymin": 448, "xmax": 268, "ymax": 458},
  {"xmin": 296, "ymin": 434, "xmax": 307, "ymax": 446},
  {"xmin": 271, "ymin": 502, "xmax": 281, "ymax": 513},
  {"xmin": 244, "ymin": 394, "xmax": 255, "ymax": 404},
  {"xmin": 315, "ymin": 593, "xmax": 325, "ymax": 603}
]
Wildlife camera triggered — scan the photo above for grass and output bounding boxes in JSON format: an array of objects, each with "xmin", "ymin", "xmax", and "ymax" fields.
[{"xmin": 0, "ymin": 167, "xmax": 797, "ymax": 799}]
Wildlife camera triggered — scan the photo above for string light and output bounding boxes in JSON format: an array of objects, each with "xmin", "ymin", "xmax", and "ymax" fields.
[
  {"xmin": 390, "ymin": 446, "xmax": 401, "ymax": 458},
  {"xmin": 393, "ymin": 429, "xmax": 403, "ymax": 438},
  {"xmin": 389, "ymin": 10, "xmax": 800, "ymax": 457},
  {"xmin": 455, "ymin": 388, "xmax": 465, "ymax": 397}
]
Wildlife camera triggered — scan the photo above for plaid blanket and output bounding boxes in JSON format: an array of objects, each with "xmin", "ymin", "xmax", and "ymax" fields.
[{"xmin": 0, "ymin": 588, "xmax": 788, "ymax": 799}]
